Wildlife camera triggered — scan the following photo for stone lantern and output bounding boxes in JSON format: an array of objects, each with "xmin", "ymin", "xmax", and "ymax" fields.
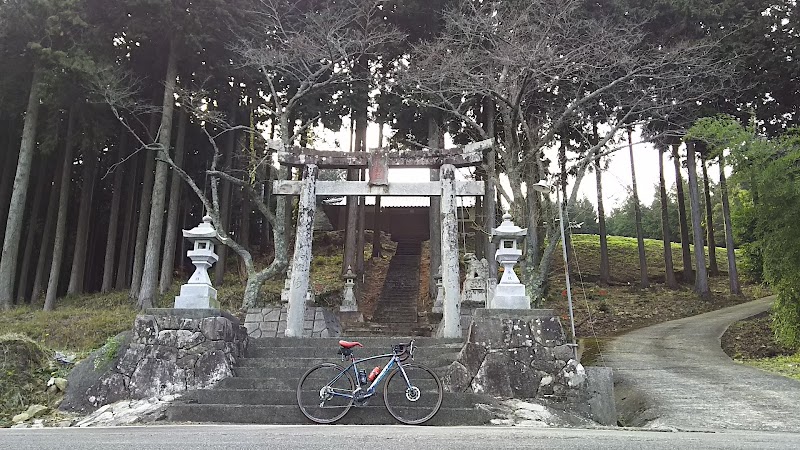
[
  {"xmin": 489, "ymin": 213, "xmax": 529, "ymax": 309},
  {"xmin": 174, "ymin": 215, "xmax": 221, "ymax": 309},
  {"xmin": 340, "ymin": 266, "xmax": 358, "ymax": 312}
]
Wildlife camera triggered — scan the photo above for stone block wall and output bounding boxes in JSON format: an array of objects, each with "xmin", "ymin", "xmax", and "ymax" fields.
[
  {"xmin": 443, "ymin": 308, "xmax": 616, "ymax": 426},
  {"xmin": 61, "ymin": 309, "xmax": 247, "ymax": 413},
  {"xmin": 244, "ymin": 306, "xmax": 341, "ymax": 338}
]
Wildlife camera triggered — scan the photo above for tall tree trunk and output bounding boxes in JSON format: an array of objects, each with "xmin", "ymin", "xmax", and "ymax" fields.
[
  {"xmin": 138, "ymin": 39, "xmax": 179, "ymax": 309},
  {"xmin": 672, "ymin": 144, "xmax": 693, "ymax": 282},
  {"xmin": 0, "ymin": 147, "xmax": 18, "ymax": 239},
  {"xmin": 371, "ymin": 197, "xmax": 382, "ymax": 258},
  {"xmin": 627, "ymin": 128, "xmax": 650, "ymax": 288},
  {"xmin": 354, "ymin": 56, "xmax": 369, "ymax": 275},
  {"xmin": 129, "ymin": 107, "xmax": 161, "ymax": 300},
  {"xmin": 15, "ymin": 160, "xmax": 47, "ymax": 303},
  {"xmin": 31, "ymin": 157, "xmax": 61, "ymax": 304},
  {"xmin": 214, "ymin": 104, "xmax": 237, "ymax": 286},
  {"xmin": 658, "ymin": 146, "xmax": 678, "ymax": 289},
  {"xmin": 44, "ymin": 108, "xmax": 77, "ymax": 311},
  {"xmin": 0, "ymin": 67, "xmax": 42, "ymax": 310},
  {"xmin": 718, "ymin": 153, "xmax": 741, "ymax": 295},
  {"xmin": 484, "ymin": 98, "xmax": 498, "ymax": 281},
  {"xmin": 428, "ymin": 113, "xmax": 442, "ymax": 294},
  {"xmin": 595, "ymin": 156, "xmax": 610, "ymax": 286},
  {"xmin": 343, "ymin": 115, "xmax": 358, "ymax": 276},
  {"xmin": 372, "ymin": 121, "xmax": 384, "ymax": 259},
  {"xmin": 159, "ymin": 107, "xmax": 188, "ymax": 294},
  {"xmin": 101, "ymin": 133, "xmax": 128, "ymax": 292},
  {"xmin": 558, "ymin": 140, "xmax": 572, "ymax": 270},
  {"xmin": 67, "ymin": 150, "xmax": 99, "ymax": 295},
  {"xmin": 685, "ymin": 141, "xmax": 710, "ymax": 299},
  {"xmin": 116, "ymin": 151, "xmax": 140, "ymax": 290},
  {"xmin": 0, "ymin": 68, "xmax": 42, "ymax": 310},
  {"xmin": 701, "ymin": 154, "xmax": 719, "ymax": 276}
]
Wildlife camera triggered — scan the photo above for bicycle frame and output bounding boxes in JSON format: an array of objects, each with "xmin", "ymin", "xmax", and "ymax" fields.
[{"xmin": 327, "ymin": 349, "xmax": 413, "ymax": 401}]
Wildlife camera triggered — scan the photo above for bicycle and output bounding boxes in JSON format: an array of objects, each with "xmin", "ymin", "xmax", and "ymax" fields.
[{"xmin": 296, "ymin": 339, "xmax": 443, "ymax": 425}]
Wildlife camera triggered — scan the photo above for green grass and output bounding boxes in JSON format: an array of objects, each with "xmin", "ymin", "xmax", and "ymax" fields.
[
  {"xmin": 741, "ymin": 354, "xmax": 800, "ymax": 381},
  {"xmin": 0, "ymin": 291, "xmax": 137, "ymax": 355},
  {"xmin": 569, "ymin": 233, "xmax": 736, "ymax": 282}
]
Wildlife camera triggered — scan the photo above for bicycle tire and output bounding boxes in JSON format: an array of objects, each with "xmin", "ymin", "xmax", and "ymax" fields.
[
  {"xmin": 297, "ymin": 363, "xmax": 354, "ymax": 424},
  {"xmin": 383, "ymin": 363, "xmax": 443, "ymax": 425}
]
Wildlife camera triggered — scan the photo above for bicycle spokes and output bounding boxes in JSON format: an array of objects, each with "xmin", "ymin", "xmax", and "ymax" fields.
[
  {"xmin": 297, "ymin": 364, "xmax": 354, "ymax": 423},
  {"xmin": 383, "ymin": 364, "xmax": 443, "ymax": 425}
]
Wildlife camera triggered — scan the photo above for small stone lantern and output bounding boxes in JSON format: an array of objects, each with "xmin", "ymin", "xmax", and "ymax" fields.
[
  {"xmin": 489, "ymin": 213, "xmax": 529, "ymax": 309},
  {"xmin": 340, "ymin": 266, "xmax": 358, "ymax": 312},
  {"xmin": 174, "ymin": 215, "xmax": 221, "ymax": 309}
]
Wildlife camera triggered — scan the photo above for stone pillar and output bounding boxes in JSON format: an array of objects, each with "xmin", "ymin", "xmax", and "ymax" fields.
[
  {"xmin": 439, "ymin": 164, "xmax": 461, "ymax": 338},
  {"xmin": 285, "ymin": 164, "xmax": 318, "ymax": 337}
]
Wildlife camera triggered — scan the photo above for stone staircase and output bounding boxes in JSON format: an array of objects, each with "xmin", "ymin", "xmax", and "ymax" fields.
[
  {"xmin": 167, "ymin": 337, "xmax": 496, "ymax": 425},
  {"xmin": 347, "ymin": 240, "xmax": 431, "ymax": 336}
]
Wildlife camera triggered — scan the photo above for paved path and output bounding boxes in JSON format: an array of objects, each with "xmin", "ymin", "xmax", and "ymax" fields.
[
  {"xmin": 604, "ymin": 296, "xmax": 800, "ymax": 432},
  {"xmin": 2, "ymin": 425, "xmax": 800, "ymax": 450}
]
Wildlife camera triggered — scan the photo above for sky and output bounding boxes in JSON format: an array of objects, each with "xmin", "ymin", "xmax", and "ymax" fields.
[{"xmin": 314, "ymin": 121, "xmax": 722, "ymax": 213}]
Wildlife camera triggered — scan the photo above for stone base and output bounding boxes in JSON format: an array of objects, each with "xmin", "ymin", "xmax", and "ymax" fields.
[
  {"xmin": 338, "ymin": 311, "xmax": 364, "ymax": 326},
  {"xmin": 244, "ymin": 306, "xmax": 341, "ymax": 338},
  {"xmin": 442, "ymin": 308, "xmax": 616, "ymax": 426},
  {"xmin": 174, "ymin": 283, "xmax": 219, "ymax": 309},
  {"xmin": 489, "ymin": 283, "xmax": 529, "ymax": 309}
]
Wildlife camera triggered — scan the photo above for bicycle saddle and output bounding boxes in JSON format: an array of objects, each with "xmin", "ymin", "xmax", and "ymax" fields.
[{"xmin": 338, "ymin": 340, "xmax": 363, "ymax": 349}]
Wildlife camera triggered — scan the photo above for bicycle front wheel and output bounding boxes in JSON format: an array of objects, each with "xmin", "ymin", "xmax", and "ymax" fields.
[
  {"xmin": 383, "ymin": 363, "xmax": 443, "ymax": 425},
  {"xmin": 297, "ymin": 363, "xmax": 354, "ymax": 424}
]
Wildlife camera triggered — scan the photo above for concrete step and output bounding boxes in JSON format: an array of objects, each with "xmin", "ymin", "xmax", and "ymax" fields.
[
  {"xmin": 245, "ymin": 344, "xmax": 459, "ymax": 359},
  {"xmin": 247, "ymin": 337, "xmax": 459, "ymax": 348},
  {"xmin": 167, "ymin": 403, "xmax": 493, "ymax": 426},
  {"xmin": 234, "ymin": 365, "xmax": 453, "ymax": 380},
  {"xmin": 236, "ymin": 355, "xmax": 459, "ymax": 370},
  {"xmin": 184, "ymin": 389, "xmax": 489, "ymax": 409}
]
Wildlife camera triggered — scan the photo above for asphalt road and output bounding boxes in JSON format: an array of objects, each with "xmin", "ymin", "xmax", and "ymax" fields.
[
  {"xmin": 1, "ymin": 425, "xmax": 799, "ymax": 450},
  {"xmin": 604, "ymin": 295, "xmax": 800, "ymax": 432}
]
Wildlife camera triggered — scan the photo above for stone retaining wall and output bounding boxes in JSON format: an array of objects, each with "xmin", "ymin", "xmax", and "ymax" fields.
[
  {"xmin": 244, "ymin": 306, "xmax": 341, "ymax": 338},
  {"xmin": 61, "ymin": 309, "xmax": 247, "ymax": 413},
  {"xmin": 443, "ymin": 308, "xmax": 617, "ymax": 426}
]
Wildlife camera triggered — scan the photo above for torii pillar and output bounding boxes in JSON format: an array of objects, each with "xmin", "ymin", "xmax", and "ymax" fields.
[
  {"xmin": 285, "ymin": 164, "xmax": 319, "ymax": 337},
  {"xmin": 438, "ymin": 164, "xmax": 461, "ymax": 338}
]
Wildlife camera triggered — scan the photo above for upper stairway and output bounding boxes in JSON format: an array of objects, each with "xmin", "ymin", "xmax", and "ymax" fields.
[{"xmin": 346, "ymin": 240, "xmax": 431, "ymax": 336}]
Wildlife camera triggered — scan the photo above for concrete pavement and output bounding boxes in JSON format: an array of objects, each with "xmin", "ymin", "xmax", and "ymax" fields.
[
  {"xmin": 604, "ymin": 295, "xmax": 800, "ymax": 432},
  {"xmin": 2, "ymin": 425, "xmax": 800, "ymax": 450}
]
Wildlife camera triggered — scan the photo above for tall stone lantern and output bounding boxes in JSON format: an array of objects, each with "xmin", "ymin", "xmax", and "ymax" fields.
[
  {"xmin": 174, "ymin": 215, "xmax": 221, "ymax": 309},
  {"xmin": 489, "ymin": 213, "xmax": 529, "ymax": 309}
]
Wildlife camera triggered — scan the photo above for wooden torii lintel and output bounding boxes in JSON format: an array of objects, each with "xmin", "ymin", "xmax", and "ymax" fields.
[
  {"xmin": 272, "ymin": 180, "xmax": 485, "ymax": 196},
  {"xmin": 267, "ymin": 139, "xmax": 492, "ymax": 170}
]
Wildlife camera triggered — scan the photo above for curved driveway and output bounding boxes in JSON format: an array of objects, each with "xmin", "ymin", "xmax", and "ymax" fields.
[{"xmin": 604, "ymin": 296, "xmax": 800, "ymax": 432}]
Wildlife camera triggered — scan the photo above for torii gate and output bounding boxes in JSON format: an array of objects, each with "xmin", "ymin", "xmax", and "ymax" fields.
[{"xmin": 271, "ymin": 139, "xmax": 490, "ymax": 338}]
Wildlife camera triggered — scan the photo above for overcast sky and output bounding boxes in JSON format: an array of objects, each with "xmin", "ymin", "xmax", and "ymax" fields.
[{"xmin": 315, "ymin": 122, "xmax": 722, "ymax": 213}]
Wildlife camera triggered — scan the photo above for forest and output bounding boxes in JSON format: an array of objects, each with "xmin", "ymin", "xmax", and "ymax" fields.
[{"xmin": 1, "ymin": 0, "xmax": 799, "ymax": 347}]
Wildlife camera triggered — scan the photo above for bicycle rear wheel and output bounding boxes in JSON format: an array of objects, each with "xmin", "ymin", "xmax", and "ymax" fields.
[
  {"xmin": 297, "ymin": 363, "xmax": 354, "ymax": 424},
  {"xmin": 383, "ymin": 363, "xmax": 443, "ymax": 425}
]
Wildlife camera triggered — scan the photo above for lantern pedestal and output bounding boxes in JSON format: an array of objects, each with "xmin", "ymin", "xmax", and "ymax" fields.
[{"xmin": 175, "ymin": 283, "xmax": 219, "ymax": 309}]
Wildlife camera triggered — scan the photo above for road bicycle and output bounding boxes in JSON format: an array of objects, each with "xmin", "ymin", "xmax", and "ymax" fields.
[{"xmin": 296, "ymin": 339, "xmax": 443, "ymax": 425}]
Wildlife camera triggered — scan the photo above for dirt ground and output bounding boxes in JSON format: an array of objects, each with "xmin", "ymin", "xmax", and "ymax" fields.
[
  {"xmin": 545, "ymin": 275, "xmax": 771, "ymax": 340},
  {"xmin": 721, "ymin": 312, "xmax": 796, "ymax": 359}
]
